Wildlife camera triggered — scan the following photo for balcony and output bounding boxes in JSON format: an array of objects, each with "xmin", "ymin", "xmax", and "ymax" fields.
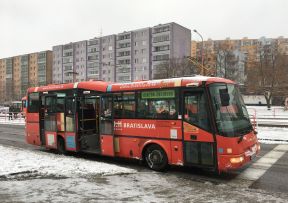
[
  {"xmin": 152, "ymin": 25, "xmax": 170, "ymax": 34},
  {"xmin": 117, "ymin": 34, "xmax": 131, "ymax": 41}
]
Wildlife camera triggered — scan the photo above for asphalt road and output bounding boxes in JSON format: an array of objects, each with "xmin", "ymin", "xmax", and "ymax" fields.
[{"xmin": 0, "ymin": 124, "xmax": 288, "ymax": 202}]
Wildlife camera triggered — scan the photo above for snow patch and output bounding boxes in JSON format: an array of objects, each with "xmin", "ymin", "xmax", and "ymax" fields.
[
  {"xmin": 257, "ymin": 127, "xmax": 288, "ymax": 144},
  {"xmin": 0, "ymin": 145, "xmax": 135, "ymax": 178}
]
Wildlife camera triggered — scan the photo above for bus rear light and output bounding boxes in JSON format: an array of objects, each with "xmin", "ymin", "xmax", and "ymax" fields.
[
  {"xmin": 257, "ymin": 144, "xmax": 261, "ymax": 151},
  {"xmin": 230, "ymin": 156, "xmax": 244, "ymax": 164}
]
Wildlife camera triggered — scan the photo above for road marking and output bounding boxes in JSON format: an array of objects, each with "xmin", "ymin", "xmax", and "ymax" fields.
[{"xmin": 237, "ymin": 144, "xmax": 288, "ymax": 181}]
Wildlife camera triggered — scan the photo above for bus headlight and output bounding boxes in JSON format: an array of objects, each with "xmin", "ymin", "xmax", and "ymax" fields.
[{"xmin": 230, "ymin": 156, "xmax": 244, "ymax": 164}]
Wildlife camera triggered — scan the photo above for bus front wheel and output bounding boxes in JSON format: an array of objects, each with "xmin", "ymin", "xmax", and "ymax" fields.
[{"xmin": 144, "ymin": 144, "xmax": 168, "ymax": 172}]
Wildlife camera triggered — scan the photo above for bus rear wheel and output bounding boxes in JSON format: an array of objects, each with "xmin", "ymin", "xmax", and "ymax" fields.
[
  {"xmin": 57, "ymin": 137, "xmax": 67, "ymax": 155},
  {"xmin": 144, "ymin": 144, "xmax": 168, "ymax": 172}
]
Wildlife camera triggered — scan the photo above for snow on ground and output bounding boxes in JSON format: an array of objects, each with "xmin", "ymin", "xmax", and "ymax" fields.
[
  {"xmin": 0, "ymin": 145, "xmax": 135, "ymax": 178},
  {"xmin": 247, "ymin": 106, "xmax": 288, "ymax": 118},
  {"xmin": 257, "ymin": 127, "xmax": 288, "ymax": 144},
  {"xmin": 0, "ymin": 144, "xmax": 287, "ymax": 202},
  {"xmin": 0, "ymin": 116, "xmax": 24, "ymax": 125},
  {"xmin": 1, "ymin": 171, "xmax": 287, "ymax": 203}
]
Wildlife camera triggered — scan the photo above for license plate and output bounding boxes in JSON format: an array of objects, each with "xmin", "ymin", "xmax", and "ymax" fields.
[{"xmin": 245, "ymin": 145, "xmax": 256, "ymax": 157}]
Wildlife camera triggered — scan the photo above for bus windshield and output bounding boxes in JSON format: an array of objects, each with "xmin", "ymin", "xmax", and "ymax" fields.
[{"xmin": 209, "ymin": 83, "xmax": 252, "ymax": 137}]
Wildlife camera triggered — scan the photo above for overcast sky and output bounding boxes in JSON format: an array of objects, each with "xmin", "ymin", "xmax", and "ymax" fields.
[{"xmin": 0, "ymin": 0, "xmax": 287, "ymax": 58}]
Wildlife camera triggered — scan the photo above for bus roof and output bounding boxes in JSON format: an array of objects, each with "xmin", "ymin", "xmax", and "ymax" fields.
[
  {"xmin": 27, "ymin": 76, "xmax": 234, "ymax": 94},
  {"xmin": 27, "ymin": 80, "xmax": 109, "ymax": 93},
  {"xmin": 108, "ymin": 76, "xmax": 235, "ymax": 92}
]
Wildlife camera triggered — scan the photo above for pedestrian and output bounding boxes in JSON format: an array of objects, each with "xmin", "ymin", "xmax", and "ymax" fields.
[{"xmin": 8, "ymin": 106, "xmax": 13, "ymax": 120}]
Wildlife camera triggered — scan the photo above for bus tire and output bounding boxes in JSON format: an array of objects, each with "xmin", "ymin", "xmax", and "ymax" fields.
[
  {"xmin": 144, "ymin": 144, "xmax": 168, "ymax": 172},
  {"xmin": 57, "ymin": 136, "xmax": 67, "ymax": 155}
]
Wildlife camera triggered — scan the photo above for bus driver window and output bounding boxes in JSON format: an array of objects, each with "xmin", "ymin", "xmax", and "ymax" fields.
[
  {"xmin": 185, "ymin": 100, "xmax": 198, "ymax": 123},
  {"xmin": 184, "ymin": 93, "xmax": 210, "ymax": 131}
]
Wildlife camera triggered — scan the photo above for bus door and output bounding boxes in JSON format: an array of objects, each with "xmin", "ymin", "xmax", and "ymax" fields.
[
  {"xmin": 26, "ymin": 92, "xmax": 42, "ymax": 146},
  {"xmin": 100, "ymin": 95, "xmax": 114, "ymax": 156},
  {"xmin": 182, "ymin": 90, "xmax": 215, "ymax": 168},
  {"xmin": 78, "ymin": 95, "xmax": 101, "ymax": 152},
  {"xmin": 43, "ymin": 95, "xmax": 58, "ymax": 149},
  {"xmin": 64, "ymin": 96, "xmax": 78, "ymax": 151}
]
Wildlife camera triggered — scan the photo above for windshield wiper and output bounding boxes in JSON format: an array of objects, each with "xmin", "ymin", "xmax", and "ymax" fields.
[
  {"xmin": 237, "ymin": 128, "xmax": 253, "ymax": 144},
  {"xmin": 238, "ymin": 134, "xmax": 245, "ymax": 144}
]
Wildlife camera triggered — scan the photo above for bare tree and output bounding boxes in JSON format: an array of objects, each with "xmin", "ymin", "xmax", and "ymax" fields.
[
  {"xmin": 214, "ymin": 40, "xmax": 242, "ymax": 82},
  {"xmin": 153, "ymin": 57, "xmax": 198, "ymax": 79},
  {"xmin": 246, "ymin": 43, "xmax": 288, "ymax": 109}
]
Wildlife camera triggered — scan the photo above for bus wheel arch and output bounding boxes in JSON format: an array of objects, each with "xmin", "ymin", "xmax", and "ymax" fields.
[
  {"xmin": 57, "ymin": 135, "xmax": 67, "ymax": 155},
  {"xmin": 142, "ymin": 143, "xmax": 169, "ymax": 171}
]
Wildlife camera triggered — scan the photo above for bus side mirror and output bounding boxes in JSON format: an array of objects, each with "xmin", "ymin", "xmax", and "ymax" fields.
[{"xmin": 219, "ymin": 89, "xmax": 230, "ymax": 106}]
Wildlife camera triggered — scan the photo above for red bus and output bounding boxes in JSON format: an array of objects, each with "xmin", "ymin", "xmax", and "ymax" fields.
[{"xmin": 25, "ymin": 77, "xmax": 260, "ymax": 172}]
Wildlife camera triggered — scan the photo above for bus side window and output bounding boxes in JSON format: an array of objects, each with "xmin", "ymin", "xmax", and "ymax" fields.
[
  {"xmin": 114, "ymin": 92, "xmax": 136, "ymax": 119},
  {"xmin": 184, "ymin": 94, "xmax": 210, "ymax": 131},
  {"xmin": 57, "ymin": 97, "xmax": 65, "ymax": 112},
  {"xmin": 28, "ymin": 92, "xmax": 40, "ymax": 113},
  {"xmin": 136, "ymin": 89, "xmax": 178, "ymax": 119},
  {"xmin": 137, "ymin": 99, "xmax": 149, "ymax": 118},
  {"xmin": 45, "ymin": 97, "xmax": 57, "ymax": 113},
  {"xmin": 137, "ymin": 98, "xmax": 178, "ymax": 119}
]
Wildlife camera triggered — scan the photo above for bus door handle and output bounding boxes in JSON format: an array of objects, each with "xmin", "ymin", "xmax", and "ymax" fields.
[{"xmin": 190, "ymin": 135, "xmax": 197, "ymax": 140}]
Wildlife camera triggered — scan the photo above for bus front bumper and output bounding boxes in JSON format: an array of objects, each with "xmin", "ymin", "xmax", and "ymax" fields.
[{"xmin": 218, "ymin": 143, "xmax": 260, "ymax": 172}]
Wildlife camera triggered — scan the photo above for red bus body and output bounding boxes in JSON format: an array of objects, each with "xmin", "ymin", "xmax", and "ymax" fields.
[{"xmin": 25, "ymin": 77, "xmax": 260, "ymax": 173}]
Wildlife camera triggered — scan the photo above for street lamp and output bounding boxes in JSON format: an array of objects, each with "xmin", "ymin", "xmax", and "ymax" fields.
[{"xmin": 193, "ymin": 29, "xmax": 204, "ymax": 75}]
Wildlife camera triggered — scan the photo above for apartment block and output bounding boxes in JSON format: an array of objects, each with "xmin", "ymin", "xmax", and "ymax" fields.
[
  {"xmin": 116, "ymin": 31, "xmax": 133, "ymax": 82},
  {"xmin": 52, "ymin": 45, "xmax": 63, "ymax": 84},
  {"xmin": 152, "ymin": 23, "xmax": 191, "ymax": 77},
  {"xmin": 131, "ymin": 28, "xmax": 151, "ymax": 81},
  {"xmin": 0, "ymin": 50, "xmax": 52, "ymax": 103},
  {"xmin": 6, "ymin": 58, "xmax": 13, "ymax": 102},
  {"xmin": 38, "ymin": 51, "xmax": 52, "ymax": 86},
  {"xmin": 20, "ymin": 55, "xmax": 29, "ymax": 98},
  {"xmin": 52, "ymin": 22, "xmax": 191, "ymax": 83},
  {"xmin": 0, "ymin": 59, "xmax": 6, "ymax": 103},
  {"xmin": 29, "ymin": 53, "xmax": 38, "ymax": 87},
  {"xmin": 53, "ymin": 41, "xmax": 87, "ymax": 84},
  {"xmin": 87, "ymin": 38, "xmax": 101, "ymax": 80},
  {"xmin": 73, "ymin": 41, "xmax": 87, "ymax": 82},
  {"xmin": 13, "ymin": 56, "xmax": 21, "ymax": 101},
  {"xmin": 191, "ymin": 36, "xmax": 288, "ymax": 85},
  {"xmin": 102, "ymin": 35, "xmax": 116, "ymax": 82}
]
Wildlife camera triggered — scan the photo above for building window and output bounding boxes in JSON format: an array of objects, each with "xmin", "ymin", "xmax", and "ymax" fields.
[
  {"xmin": 153, "ymin": 54, "xmax": 169, "ymax": 61},
  {"xmin": 153, "ymin": 35, "xmax": 170, "ymax": 43}
]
